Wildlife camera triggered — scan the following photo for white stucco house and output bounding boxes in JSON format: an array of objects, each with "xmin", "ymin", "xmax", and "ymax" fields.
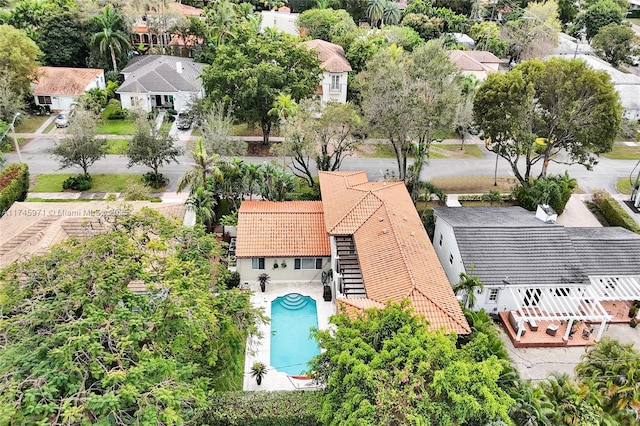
[
  {"xmin": 32, "ymin": 67, "xmax": 105, "ymax": 112},
  {"xmin": 260, "ymin": 7, "xmax": 299, "ymax": 36},
  {"xmin": 116, "ymin": 55, "xmax": 205, "ymax": 112},
  {"xmin": 303, "ymin": 40, "xmax": 352, "ymax": 105}
]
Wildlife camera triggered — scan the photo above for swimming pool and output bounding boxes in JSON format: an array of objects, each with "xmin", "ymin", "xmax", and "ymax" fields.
[{"xmin": 270, "ymin": 293, "xmax": 320, "ymax": 375}]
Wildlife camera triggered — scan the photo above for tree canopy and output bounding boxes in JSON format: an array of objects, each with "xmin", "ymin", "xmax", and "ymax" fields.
[
  {"xmin": 581, "ymin": 0, "xmax": 625, "ymax": 40},
  {"xmin": 0, "ymin": 24, "xmax": 41, "ymax": 98},
  {"xmin": 201, "ymin": 31, "xmax": 322, "ymax": 145},
  {"xmin": 0, "ymin": 209, "xmax": 263, "ymax": 424},
  {"xmin": 592, "ymin": 23, "xmax": 640, "ymax": 67},
  {"xmin": 358, "ymin": 41, "xmax": 463, "ymax": 181},
  {"xmin": 473, "ymin": 57, "xmax": 622, "ymax": 183},
  {"xmin": 310, "ymin": 301, "xmax": 514, "ymax": 425},
  {"xmin": 53, "ymin": 110, "xmax": 106, "ymax": 177}
]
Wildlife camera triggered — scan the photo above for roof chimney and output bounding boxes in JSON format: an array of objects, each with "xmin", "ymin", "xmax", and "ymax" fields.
[{"xmin": 176, "ymin": 62, "xmax": 183, "ymax": 74}]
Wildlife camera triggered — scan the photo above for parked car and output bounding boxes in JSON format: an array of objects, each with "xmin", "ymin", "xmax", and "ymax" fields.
[
  {"xmin": 176, "ymin": 111, "xmax": 192, "ymax": 130},
  {"xmin": 55, "ymin": 114, "xmax": 68, "ymax": 128},
  {"xmin": 631, "ymin": 56, "xmax": 639, "ymax": 67}
]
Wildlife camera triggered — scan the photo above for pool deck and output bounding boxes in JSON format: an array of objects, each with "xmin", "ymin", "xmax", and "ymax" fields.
[{"xmin": 243, "ymin": 281, "xmax": 336, "ymax": 391}]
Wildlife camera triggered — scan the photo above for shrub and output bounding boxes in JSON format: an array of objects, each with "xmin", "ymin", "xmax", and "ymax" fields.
[
  {"xmin": 102, "ymin": 99, "xmax": 127, "ymax": 120},
  {"xmin": 197, "ymin": 391, "xmax": 322, "ymax": 425},
  {"xmin": 141, "ymin": 171, "xmax": 167, "ymax": 189},
  {"xmin": 0, "ymin": 163, "xmax": 29, "ymax": 217},
  {"xmin": 123, "ymin": 182, "xmax": 151, "ymax": 201},
  {"xmin": 224, "ymin": 271, "xmax": 241, "ymax": 289},
  {"xmin": 62, "ymin": 174, "xmax": 92, "ymax": 191},
  {"xmin": 592, "ymin": 190, "xmax": 640, "ymax": 233},
  {"xmin": 513, "ymin": 172, "xmax": 577, "ymax": 214}
]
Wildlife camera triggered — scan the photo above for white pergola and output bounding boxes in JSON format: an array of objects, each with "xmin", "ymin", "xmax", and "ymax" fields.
[
  {"xmin": 589, "ymin": 275, "xmax": 640, "ymax": 301},
  {"xmin": 508, "ymin": 284, "xmax": 612, "ymax": 342}
]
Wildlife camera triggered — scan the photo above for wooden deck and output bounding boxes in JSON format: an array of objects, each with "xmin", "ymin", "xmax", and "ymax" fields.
[{"xmin": 500, "ymin": 301, "xmax": 634, "ymax": 348}]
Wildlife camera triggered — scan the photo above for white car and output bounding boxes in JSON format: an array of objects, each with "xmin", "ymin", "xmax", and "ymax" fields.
[
  {"xmin": 631, "ymin": 56, "xmax": 639, "ymax": 66},
  {"xmin": 55, "ymin": 114, "xmax": 68, "ymax": 128}
]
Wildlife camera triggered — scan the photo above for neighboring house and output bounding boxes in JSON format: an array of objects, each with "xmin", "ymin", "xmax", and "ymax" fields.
[
  {"xmin": 117, "ymin": 55, "xmax": 205, "ymax": 112},
  {"xmin": 303, "ymin": 40, "xmax": 352, "ymax": 105},
  {"xmin": 448, "ymin": 50, "xmax": 502, "ymax": 80},
  {"xmin": 432, "ymin": 206, "xmax": 640, "ymax": 342},
  {"xmin": 0, "ymin": 201, "xmax": 187, "ymax": 270},
  {"xmin": 449, "ymin": 33, "xmax": 475, "ymax": 49},
  {"xmin": 234, "ymin": 171, "xmax": 470, "ymax": 335},
  {"xmin": 32, "ymin": 67, "xmax": 105, "ymax": 112},
  {"xmin": 556, "ymin": 54, "xmax": 640, "ymax": 120},
  {"xmin": 131, "ymin": 2, "xmax": 204, "ymax": 53},
  {"xmin": 260, "ymin": 7, "xmax": 299, "ymax": 36},
  {"xmin": 551, "ymin": 32, "xmax": 594, "ymax": 57},
  {"xmin": 235, "ymin": 201, "xmax": 331, "ymax": 284}
]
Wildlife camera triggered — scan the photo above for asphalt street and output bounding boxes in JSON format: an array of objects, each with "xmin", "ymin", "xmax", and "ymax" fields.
[{"xmin": 4, "ymin": 135, "xmax": 639, "ymax": 194}]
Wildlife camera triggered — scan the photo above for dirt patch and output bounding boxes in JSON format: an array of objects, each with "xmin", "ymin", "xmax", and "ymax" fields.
[{"xmin": 247, "ymin": 141, "xmax": 280, "ymax": 157}]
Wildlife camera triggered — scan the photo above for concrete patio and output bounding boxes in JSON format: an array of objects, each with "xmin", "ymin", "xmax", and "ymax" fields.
[{"xmin": 242, "ymin": 281, "xmax": 335, "ymax": 392}]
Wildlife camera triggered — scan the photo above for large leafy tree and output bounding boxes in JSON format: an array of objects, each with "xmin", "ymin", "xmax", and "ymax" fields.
[
  {"xmin": 296, "ymin": 8, "xmax": 356, "ymax": 41},
  {"xmin": 201, "ymin": 31, "xmax": 322, "ymax": 145},
  {"xmin": 38, "ymin": 7, "xmax": 89, "ymax": 67},
  {"xmin": 90, "ymin": 5, "xmax": 130, "ymax": 73},
  {"xmin": 592, "ymin": 23, "xmax": 640, "ymax": 67},
  {"xmin": 0, "ymin": 24, "xmax": 41, "ymax": 101},
  {"xmin": 358, "ymin": 41, "xmax": 463, "ymax": 181},
  {"xmin": 0, "ymin": 209, "xmax": 263, "ymax": 424},
  {"xmin": 310, "ymin": 301, "xmax": 514, "ymax": 425},
  {"xmin": 581, "ymin": 0, "xmax": 625, "ymax": 40},
  {"xmin": 53, "ymin": 110, "xmax": 106, "ymax": 177},
  {"xmin": 473, "ymin": 57, "xmax": 622, "ymax": 183},
  {"xmin": 127, "ymin": 116, "xmax": 183, "ymax": 187},
  {"xmin": 501, "ymin": 0, "xmax": 561, "ymax": 64},
  {"xmin": 274, "ymin": 100, "xmax": 362, "ymax": 187}
]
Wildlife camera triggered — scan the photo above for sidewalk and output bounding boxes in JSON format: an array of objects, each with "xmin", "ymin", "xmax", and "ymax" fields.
[{"xmin": 29, "ymin": 192, "xmax": 190, "ymax": 202}]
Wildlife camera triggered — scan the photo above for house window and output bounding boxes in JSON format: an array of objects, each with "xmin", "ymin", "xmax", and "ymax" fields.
[
  {"xmin": 330, "ymin": 75, "xmax": 340, "ymax": 92},
  {"xmin": 524, "ymin": 289, "xmax": 542, "ymax": 306},
  {"xmin": 37, "ymin": 96, "xmax": 52, "ymax": 105},
  {"xmin": 555, "ymin": 287, "xmax": 571, "ymax": 297},
  {"xmin": 294, "ymin": 258, "xmax": 323, "ymax": 270},
  {"xmin": 449, "ymin": 253, "xmax": 453, "ymax": 264},
  {"xmin": 439, "ymin": 234, "xmax": 443, "ymax": 247},
  {"xmin": 252, "ymin": 258, "xmax": 265, "ymax": 270},
  {"xmin": 488, "ymin": 288, "xmax": 500, "ymax": 302}
]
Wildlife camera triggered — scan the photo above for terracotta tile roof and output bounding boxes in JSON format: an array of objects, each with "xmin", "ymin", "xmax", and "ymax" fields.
[
  {"xmin": 448, "ymin": 51, "xmax": 501, "ymax": 72},
  {"xmin": 235, "ymin": 201, "xmax": 330, "ymax": 258},
  {"xmin": 319, "ymin": 171, "xmax": 470, "ymax": 335},
  {"xmin": 32, "ymin": 67, "xmax": 104, "ymax": 96},
  {"xmin": 169, "ymin": 2, "xmax": 204, "ymax": 16},
  {"xmin": 303, "ymin": 39, "xmax": 352, "ymax": 73}
]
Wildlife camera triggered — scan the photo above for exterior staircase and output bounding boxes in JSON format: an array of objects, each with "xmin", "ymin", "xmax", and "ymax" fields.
[{"xmin": 335, "ymin": 236, "xmax": 366, "ymax": 298}]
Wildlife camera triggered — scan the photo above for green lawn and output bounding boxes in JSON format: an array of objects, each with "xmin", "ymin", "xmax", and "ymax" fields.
[
  {"xmin": 358, "ymin": 142, "xmax": 482, "ymax": 159},
  {"xmin": 627, "ymin": 18, "xmax": 640, "ymax": 26},
  {"xmin": 104, "ymin": 139, "xmax": 129, "ymax": 155},
  {"xmin": 602, "ymin": 145, "xmax": 640, "ymax": 160},
  {"xmin": 31, "ymin": 174, "xmax": 143, "ymax": 192},
  {"xmin": 617, "ymin": 178, "xmax": 633, "ymax": 195},
  {"xmin": 431, "ymin": 143, "xmax": 483, "ymax": 158},
  {"xmin": 97, "ymin": 119, "xmax": 137, "ymax": 135},
  {"xmin": 430, "ymin": 176, "xmax": 518, "ymax": 194},
  {"xmin": 14, "ymin": 115, "xmax": 49, "ymax": 133}
]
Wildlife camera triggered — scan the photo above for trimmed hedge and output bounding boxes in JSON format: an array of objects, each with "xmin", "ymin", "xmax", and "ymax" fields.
[
  {"xmin": 196, "ymin": 391, "xmax": 322, "ymax": 425},
  {"xmin": 592, "ymin": 190, "xmax": 640, "ymax": 233},
  {"xmin": 0, "ymin": 163, "xmax": 29, "ymax": 217}
]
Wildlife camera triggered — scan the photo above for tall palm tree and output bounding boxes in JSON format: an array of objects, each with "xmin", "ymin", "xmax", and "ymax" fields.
[
  {"xmin": 90, "ymin": 6, "xmax": 130, "ymax": 73},
  {"xmin": 366, "ymin": 0, "xmax": 385, "ymax": 27},
  {"xmin": 452, "ymin": 270, "xmax": 484, "ymax": 310},
  {"xmin": 186, "ymin": 186, "xmax": 217, "ymax": 233},
  {"xmin": 383, "ymin": 1, "xmax": 401, "ymax": 25},
  {"xmin": 177, "ymin": 138, "xmax": 223, "ymax": 194}
]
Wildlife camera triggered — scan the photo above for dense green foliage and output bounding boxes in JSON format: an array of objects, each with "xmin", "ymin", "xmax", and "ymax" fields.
[
  {"xmin": 53, "ymin": 110, "xmax": 106, "ymax": 177},
  {"xmin": 0, "ymin": 209, "xmax": 263, "ymax": 423},
  {"xmin": 474, "ymin": 57, "xmax": 622, "ymax": 183},
  {"xmin": 197, "ymin": 391, "xmax": 323, "ymax": 425},
  {"xmin": 592, "ymin": 23, "xmax": 639, "ymax": 67},
  {"xmin": 310, "ymin": 302, "xmax": 514, "ymax": 425},
  {"xmin": 62, "ymin": 173, "xmax": 92, "ymax": 191},
  {"xmin": 592, "ymin": 190, "xmax": 640, "ymax": 232},
  {"xmin": 0, "ymin": 162, "xmax": 29, "ymax": 217},
  {"xmin": 581, "ymin": 0, "xmax": 625, "ymax": 40},
  {"xmin": 201, "ymin": 31, "xmax": 322, "ymax": 145},
  {"xmin": 296, "ymin": 8, "xmax": 356, "ymax": 41},
  {"xmin": 513, "ymin": 172, "xmax": 577, "ymax": 214}
]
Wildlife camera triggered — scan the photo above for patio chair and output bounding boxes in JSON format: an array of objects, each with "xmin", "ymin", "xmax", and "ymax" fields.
[{"xmin": 582, "ymin": 329, "xmax": 591, "ymax": 340}]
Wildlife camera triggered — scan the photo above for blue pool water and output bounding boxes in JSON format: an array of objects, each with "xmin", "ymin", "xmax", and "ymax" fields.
[{"xmin": 270, "ymin": 293, "xmax": 320, "ymax": 375}]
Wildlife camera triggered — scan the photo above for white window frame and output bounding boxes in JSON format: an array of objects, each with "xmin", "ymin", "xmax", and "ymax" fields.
[
  {"xmin": 449, "ymin": 253, "xmax": 454, "ymax": 265},
  {"xmin": 439, "ymin": 233, "xmax": 443, "ymax": 247},
  {"xmin": 330, "ymin": 75, "xmax": 340, "ymax": 93},
  {"xmin": 38, "ymin": 95, "xmax": 52, "ymax": 105},
  {"xmin": 488, "ymin": 288, "xmax": 500, "ymax": 303}
]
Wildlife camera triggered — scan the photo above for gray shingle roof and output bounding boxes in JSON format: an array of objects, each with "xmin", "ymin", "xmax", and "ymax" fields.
[
  {"xmin": 455, "ymin": 227, "xmax": 588, "ymax": 287},
  {"xmin": 566, "ymin": 227, "xmax": 640, "ymax": 276},
  {"xmin": 434, "ymin": 206, "xmax": 549, "ymax": 228},
  {"xmin": 117, "ymin": 55, "xmax": 204, "ymax": 94}
]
